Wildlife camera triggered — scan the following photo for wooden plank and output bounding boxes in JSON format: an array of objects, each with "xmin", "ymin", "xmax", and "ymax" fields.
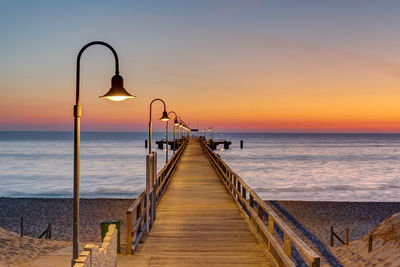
[{"xmin": 131, "ymin": 139, "xmax": 271, "ymax": 266}]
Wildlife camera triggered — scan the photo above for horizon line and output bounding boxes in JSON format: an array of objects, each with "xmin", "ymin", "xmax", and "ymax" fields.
[{"xmin": 2, "ymin": 130, "xmax": 400, "ymax": 134}]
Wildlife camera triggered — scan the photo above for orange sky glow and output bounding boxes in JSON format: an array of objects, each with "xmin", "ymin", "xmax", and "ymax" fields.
[{"xmin": 1, "ymin": 1, "xmax": 400, "ymax": 132}]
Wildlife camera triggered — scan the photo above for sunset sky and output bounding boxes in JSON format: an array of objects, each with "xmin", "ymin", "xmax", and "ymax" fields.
[{"xmin": 1, "ymin": 0, "xmax": 400, "ymax": 132}]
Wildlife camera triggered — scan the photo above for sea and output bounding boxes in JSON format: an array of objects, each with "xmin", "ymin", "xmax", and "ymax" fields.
[{"xmin": 0, "ymin": 132, "xmax": 399, "ymax": 201}]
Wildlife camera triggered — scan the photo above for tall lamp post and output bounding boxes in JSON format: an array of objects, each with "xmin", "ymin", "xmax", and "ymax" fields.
[
  {"xmin": 178, "ymin": 118, "xmax": 183, "ymax": 139},
  {"xmin": 72, "ymin": 41, "xmax": 135, "ymax": 264},
  {"xmin": 166, "ymin": 111, "xmax": 179, "ymax": 161},
  {"xmin": 149, "ymin": 99, "xmax": 170, "ymax": 154}
]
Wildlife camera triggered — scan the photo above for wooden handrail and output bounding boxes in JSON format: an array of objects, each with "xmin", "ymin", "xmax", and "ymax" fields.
[
  {"xmin": 126, "ymin": 138, "xmax": 189, "ymax": 255},
  {"xmin": 200, "ymin": 140, "xmax": 320, "ymax": 267}
]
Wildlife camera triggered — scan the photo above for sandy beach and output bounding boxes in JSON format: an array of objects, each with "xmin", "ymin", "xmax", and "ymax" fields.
[
  {"xmin": 1, "ymin": 198, "xmax": 400, "ymax": 266},
  {"xmin": 0, "ymin": 198, "xmax": 134, "ymax": 243},
  {"xmin": 0, "ymin": 198, "xmax": 134, "ymax": 266},
  {"xmin": 268, "ymin": 201, "xmax": 400, "ymax": 266}
]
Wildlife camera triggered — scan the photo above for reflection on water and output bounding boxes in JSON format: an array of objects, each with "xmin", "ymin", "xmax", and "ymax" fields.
[
  {"xmin": 1, "ymin": 132, "xmax": 400, "ymax": 201},
  {"xmin": 0, "ymin": 132, "xmax": 173, "ymax": 198}
]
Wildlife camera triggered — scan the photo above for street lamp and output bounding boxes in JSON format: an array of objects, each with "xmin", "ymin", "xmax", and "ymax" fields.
[
  {"xmin": 149, "ymin": 99, "xmax": 170, "ymax": 154},
  {"xmin": 177, "ymin": 117, "xmax": 183, "ymax": 139},
  {"xmin": 166, "ymin": 111, "xmax": 179, "ymax": 161},
  {"xmin": 72, "ymin": 41, "xmax": 134, "ymax": 264},
  {"xmin": 179, "ymin": 119, "xmax": 184, "ymax": 139}
]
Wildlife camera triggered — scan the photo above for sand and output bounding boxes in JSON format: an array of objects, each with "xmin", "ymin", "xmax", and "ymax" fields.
[
  {"xmin": 333, "ymin": 212, "xmax": 400, "ymax": 267},
  {"xmin": 268, "ymin": 201, "xmax": 400, "ymax": 266},
  {"xmin": 1, "ymin": 198, "xmax": 400, "ymax": 266},
  {"xmin": 0, "ymin": 226, "xmax": 69, "ymax": 267},
  {"xmin": 0, "ymin": 198, "xmax": 134, "ymax": 266}
]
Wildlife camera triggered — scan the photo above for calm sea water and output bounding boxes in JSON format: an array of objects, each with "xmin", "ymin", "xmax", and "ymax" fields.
[{"xmin": 0, "ymin": 132, "xmax": 399, "ymax": 201}]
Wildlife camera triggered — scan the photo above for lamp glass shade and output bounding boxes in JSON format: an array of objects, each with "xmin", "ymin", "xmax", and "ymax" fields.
[
  {"xmin": 174, "ymin": 118, "xmax": 179, "ymax": 126},
  {"xmin": 100, "ymin": 74, "xmax": 135, "ymax": 101},
  {"xmin": 160, "ymin": 111, "xmax": 170, "ymax": 121}
]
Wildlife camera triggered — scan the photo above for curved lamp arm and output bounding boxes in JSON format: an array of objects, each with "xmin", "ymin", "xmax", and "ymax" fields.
[
  {"xmin": 168, "ymin": 111, "xmax": 178, "ymax": 119},
  {"xmin": 168, "ymin": 111, "xmax": 178, "ymax": 124},
  {"xmin": 149, "ymin": 98, "xmax": 167, "ymax": 122},
  {"xmin": 76, "ymin": 41, "xmax": 119, "ymax": 106}
]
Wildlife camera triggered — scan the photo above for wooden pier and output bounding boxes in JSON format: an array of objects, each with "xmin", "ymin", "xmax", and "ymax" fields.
[
  {"xmin": 208, "ymin": 139, "xmax": 232, "ymax": 150},
  {"xmin": 155, "ymin": 139, "xmax": 184, "ymax": 150},
  {"xmin": 122, "ymin": 138, "xmax": 320, "ymax": 267}
]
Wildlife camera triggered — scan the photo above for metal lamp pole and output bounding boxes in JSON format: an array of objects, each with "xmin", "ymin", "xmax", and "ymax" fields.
[
  {"xmin": 165, "ymin": 120, "xmax": 168, "ymax": 163},
  {"xmin": 178, "ymin": 118, "xmax": 183, "ymax": 139},
  {"xmin": 167, "ymin": 111, "xmax": 179, "ymax": 155},
  {"xmin": 149, "ymin": 99, "xmax": 169, "ymax": 154},
  {"xmin": 72, "ymin": 41, "xmax": 134, "ymax": 264}
]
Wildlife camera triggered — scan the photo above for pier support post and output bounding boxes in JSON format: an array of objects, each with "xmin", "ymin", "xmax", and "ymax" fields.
[
  {"xmin": 240, "ymin": 140, "xmax": 243, "ymax": 149},
  {"xmin": 151, "ymin": 151, "xmax": 157, "ymax": 224},
  {"xmin": 146, "ymin": 154, "xmax": 152, "ymax": 234},
  {"xmin": 145, "ymin": 140, "xmax": 148, "ymax": 148}
]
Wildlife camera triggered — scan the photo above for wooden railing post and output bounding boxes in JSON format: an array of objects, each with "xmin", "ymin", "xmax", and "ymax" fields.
[
  {"xmin": 268, "ymin": 216, "xmax": 274, "ymax": 235},
  {"xmin": 311, "ymin": 258, "xmax": 320, "ymax": 267},
  {"xmin": 257, "ymin": 205, "xmax": 263, "ymax": 219},
  {"xmin": 284, "ymin": 232, "xmax": 291, "ymax": 257},
  {"xmin": 233, "ymin": 176, "xmax": 237, "ymax": 198},
  {"xmin": 249, "ymin": 195, "xmax": 254, "ymax": 209},
  {"xmin": 368, "ymin": 235, "xmax": 373, "ymax": 252},
  {"xmin": 126, "ymin": 211, "xmax": 132, "ymax": 255}
]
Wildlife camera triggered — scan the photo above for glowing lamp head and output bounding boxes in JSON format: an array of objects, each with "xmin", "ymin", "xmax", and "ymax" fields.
[
  {"xmin": 160, "ymin": 111, "xmax": 170, "ymax": 122},
  {"xmin": 100, "ymin": 74, "xmax": 135, "ymax": 101},
  {"xmin": 174, "ymin": 118, "xmax": 179, "ymax": 126}
]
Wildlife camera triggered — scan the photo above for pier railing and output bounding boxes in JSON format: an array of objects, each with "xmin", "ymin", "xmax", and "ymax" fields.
[
  {"xmin": 201, "ymin": 140, "xmax": 320, "ymax": 267},
  {"xmin": 125, "ymin": 138, "xmax": 188, "ymax": 255}
]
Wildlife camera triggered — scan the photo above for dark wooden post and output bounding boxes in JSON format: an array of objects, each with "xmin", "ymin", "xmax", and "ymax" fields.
[
  {"xmin": 240, "ymin": 140, "xmax": 243, "ymax": 149},
  {"xmin": 257, "ymin": 205, "xmax": 263, "ymax": 219},
  {"xmin": 330, "ymin": 226, "xmax": 334, "ymax": 246},
  {"xmin": 20, "ymin": 216, "xmax": 24, "ymax": 237},
  {"xmin": 249, "ymin": 195, "xmax": 254, "ymax": 209},
  {"xmin": 126, "ymin": 210, "xmax": 132, "ymax": 255},
  {"xmin": 145, "ymin": 140, "xmax": 148, "ymax": 148},
  {"xmin": 368, "ymin": 235, "xmax": 373, "ymax": 252},
  {"xmin": 345, "ymin": 229, "xmax": 349, "ymax": 245}
]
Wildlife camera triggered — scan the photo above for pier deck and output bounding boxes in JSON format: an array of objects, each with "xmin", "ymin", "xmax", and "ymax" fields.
[{"xmin": 122, "ymin": 139, "xmax": 270, "ymax": 266}]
